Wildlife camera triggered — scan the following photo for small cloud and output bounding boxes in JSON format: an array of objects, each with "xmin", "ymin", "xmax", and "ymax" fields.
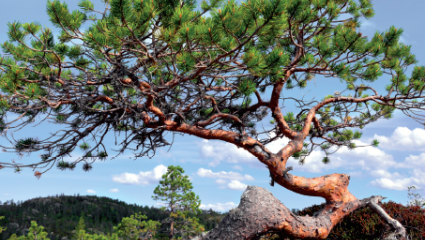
[
  {"xmin": 87, "ymin": 189, "xmax": 96, "ymax": 194},
  {"xmin": 348, "ymin": 171, "xmax": 363, "ymax": 178},
  {"xmin": 155, "ymin": 202, "xmax": 167, "ymax": 207},
  {"xmin": 112, "ymin": 165, "xmax": 167, "ymax": 185},
  {"xmin": 227, "ymin": 180, "xmax": 248, "ymax": 191},
  {"xmin": 232, "ymin": 165, "xmax": 243, "ymax": 171},
  {"xmin": 197, "ymin": 139, "xmax": 260, "ymax": 167},
  {"xmin": 200, "ymin": 202, "xmax": 237, "ymax": 212},
  {"xmin": 369, "ymin": 170, "xmax": 402, "ymax": 179},
  {"xmin": 215, "ymin": 179, "xmax": 227, "ymax": 185},
  {"xmin": 360, "ymin": 19, "xmax": 376, "ymax": 29},
  {"xmin": 109, "ymin": 188, "xmax": 119, "ymax": 193},
  {"xmin": 196, "ymin": 168, "xmax": 254, "ymax": 181}
]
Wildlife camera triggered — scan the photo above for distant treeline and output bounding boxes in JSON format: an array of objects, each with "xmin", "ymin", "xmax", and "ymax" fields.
[{"xmin": 0, "ymin": 193, "xmax": 227, "ymax": 240}]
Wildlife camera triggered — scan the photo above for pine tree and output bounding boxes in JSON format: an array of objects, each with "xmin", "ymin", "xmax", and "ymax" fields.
[
  {"xmin": 112, "ymin": 212, "xmax": 160, "ymax": 240},
  {"xmin": 0, "ymin": 216, "xmax": 6, "ymax": 234},
  {"xmin": 152, "ymin": 165, "xmax": 204, "ymax": 239},
  {"xmin": 0, "ymin": 0, "xmax": 424, "ymax": 238},
  {"xmin": 73, "ymin": 215, "xmax": 86, "ymax": 240}
]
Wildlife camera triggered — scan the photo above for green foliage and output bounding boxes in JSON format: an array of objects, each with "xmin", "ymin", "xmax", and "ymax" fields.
[
  {"xmin": 200, "ymin": 107, "xmax": 213, "ymax": 117},
  {"xmin": 153, "ymin": 165, "xmax": 204, "ymax": 239},
  {"xmin": 73, "ymin": 215, "xmax": 87, "ymax": 240},
  {"xmin": 0, "ymin": 216, "xmax": 6, "ymax": 233},
  {"xmin": 47, "ymin": 0, "xmax": 87, "ymax": 32},
  {"xmin": 112, "ymin": 212, "xmax": 160, "ymax": 240},
  {"xmin": 9, "ymin": 220, "xmax": 50, "ymax": 240},
  {"xmin": 102, "ymin": 84, "xmax": 115, "ymax": 97},
  {"xmin": 15, "ymin": 137, "xmax": 39, "ymax": 151},
  {"xmin": 238, "ymin": 78, "xmax": 257, "ymax": 97}
]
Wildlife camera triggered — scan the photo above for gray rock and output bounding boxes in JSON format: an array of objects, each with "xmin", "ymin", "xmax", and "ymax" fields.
[
  {"xmin": 8, "ymin": 223, "xmax": 19, "ymax": 229},
  {"xmin": 191, "ymin": 232, "xmax": 207, "ymax": 240},
  {"xmin": 21, "ymin": 228, "xmax": 30, "ymax": 236}
]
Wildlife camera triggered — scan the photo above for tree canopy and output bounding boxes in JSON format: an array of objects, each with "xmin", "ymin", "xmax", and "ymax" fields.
[{"xmin": 0, "ymin": 0, "xmax": 424, "ymax": 238}]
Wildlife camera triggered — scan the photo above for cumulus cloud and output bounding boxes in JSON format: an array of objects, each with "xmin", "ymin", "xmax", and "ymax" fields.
[
  {"xmin": 200, "ymin": 202, "xmax": 237, "ymax": 212},
  {"xmin": 197, "ymin": 139, "xmax": 259, "ymax": 167},
  {"xmin": 369, "ymin": 170, "xmax": 402, "ymax": 179},
  {"xmin": 227, "ymin": 180, "xmax": 248, "ymax": 191},
  {"xmin": 87, "ymin": 189, "xmax": 96, "ymax": 194},
  {"xmin": 215, "ymin": 179, "xmax": 227, "ymax": 185},
  {"xmin": 370, "ymin": 168, "xmax": 425, "ymax": 191},
  {"xmin": 396, "ymin": 153, "xmax": 425, "ymax": 169},
  {"xmin": 197, "ymin": 168, "xmax": 254, "ymax": 181},
  {"xmin": 365, "ymin": 127, "xmax": 425, "ymax": 152},
  {"xmin": 109, "ymin": 188, "xmax": 119, "ymax": 193},
  {"xmin": 112, "ymin": 165, "xmax": 167, "ymax": 185}
]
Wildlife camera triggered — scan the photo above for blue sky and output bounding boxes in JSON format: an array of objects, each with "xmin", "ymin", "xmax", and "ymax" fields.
[{"xmin": 1, "ymin": 0, "xmax": 425, "ymax": 214}]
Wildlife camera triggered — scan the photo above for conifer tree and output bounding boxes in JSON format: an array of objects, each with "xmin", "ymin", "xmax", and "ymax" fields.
[
  {"xmin": 73, "ymin": 215, "xmax": 87, "ymax": 240},
  {"xmin": 112, "ymin": 212, "xmax": 160, "ymax": 240},
  {"xmin": 0, "ymin": 216, "xmax": 6, "ymax": 233},
  {"xmin": 0, "ymin": 0, "xmax": 424, "ymax": 238},
  {"xmin": 7, "ymin": 221, "xmax": 50, "ymax": 240},
  {"xmin": 152, "ymin": 165, "xmax": 204, "ymax": 239}
]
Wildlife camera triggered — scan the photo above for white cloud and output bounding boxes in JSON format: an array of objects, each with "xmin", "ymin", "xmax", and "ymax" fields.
[
  {"xmin": 215, "ymin": 179, "xmax": 227, "ymax": 185},
  {"xmin": 196, "ymin": 168, "xmax": 254, "ymax": 181},
  {"xmin": 227, "ymin": 180, "xmax": 248, "ymax": 191},
  {"xmin": 197, "ymin": 139, "xmax": 258, "ymax": 167},
  {"xmin": 87, "ymin": 189, "xmax": 96, "ymax": 194},
  {"xmin": 109, "ymin": 188, "xmax": 119, "ymax": 193},
  {"xmin": 396, "ymin": 153, "xmax": 425, "ymax": 169},
  {"xmin": 200, "ymin": 202, "xmax": 237, "ymax": 212},
  {"xmin": 232, "ymin": 165, "xmax": 243, "ymax": 171},
  {"xmin": 365, "ymin": 127, "xmax": 425, "ymax": 152},
  {"xmin": 155, "ymin": 202, "xmax": 167, "ymax": 207},
  {"xmin": 348, "ymin": 171, "xmax": 363, "ymax": 178},
  {"xmin": 370, "ymin": 168, "xmax": 425, "ymax": 191},
  {"xmin": 369, "ymin": 170, "xmax": 402, "ymax": 179},
  {"xmin": 112, "ymin": 165, "xmax": 167, "ymax": 185}
]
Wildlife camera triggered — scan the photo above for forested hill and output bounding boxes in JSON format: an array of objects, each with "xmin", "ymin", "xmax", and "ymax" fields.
[{"xmin": 0, "ymin": 193, "xmax": 226, "ymax": 240}]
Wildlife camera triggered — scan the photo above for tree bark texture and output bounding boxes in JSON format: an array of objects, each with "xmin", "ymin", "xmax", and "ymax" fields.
[{"xmin": 200, "ymin": 186, "xmax": 408, "ymax": 240}]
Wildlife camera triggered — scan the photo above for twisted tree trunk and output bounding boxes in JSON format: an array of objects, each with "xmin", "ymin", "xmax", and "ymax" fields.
[
  {"xmin": 200, "ymin": 186, "xmax": 407, "ymax": 240},
  {"xmin": 137, "ymin": 70, "xmax": 408, "ymax": 239}
]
